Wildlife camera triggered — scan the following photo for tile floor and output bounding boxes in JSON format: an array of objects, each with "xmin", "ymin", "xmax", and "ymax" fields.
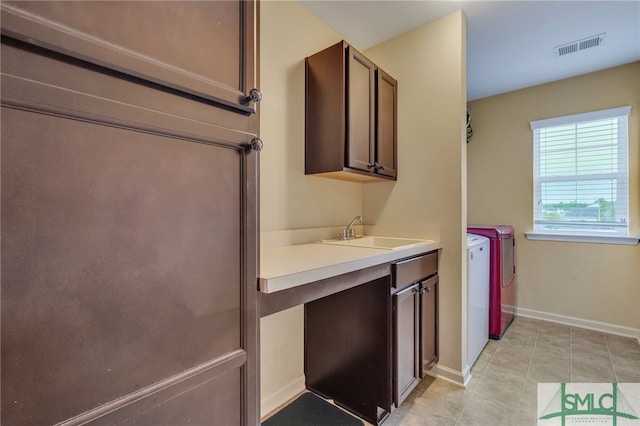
[{"xmin": 385, "ymin": 317, "xmax": 640, "ymax": 426}]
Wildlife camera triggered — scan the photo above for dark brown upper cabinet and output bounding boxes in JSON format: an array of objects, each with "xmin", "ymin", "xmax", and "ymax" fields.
[{"xmin": 306, "ymin": 41, "xmax": 397, "ymax": 182}]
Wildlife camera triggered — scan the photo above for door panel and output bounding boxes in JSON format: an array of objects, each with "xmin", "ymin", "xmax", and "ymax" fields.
[
  {"xmin": 420, "ymin": 277, "xmax": 438, "ymax": 377},
  {"xmin": 1, "ymin": 105, "xmax": 244, "ymax": 425},
  {"xmin": 70, "ymin": 352, "xmax": 247, "ymax": 425},
  {"xmin": 111, "ymin": 368, "xmax": 243, "ymax": 426},
  {"xmin": 376, "ymin": 69, "xmax": 397, "ymax": 178},
  {"xmin": 1, "ymin": 1, "xmax": 257, "ymax": 114},
  {"xmin": 394, "ymin": 284, "xmax": 420, "ymax": 406},
  {"xmin": 347, "ymin": 47, "xmax": 375, "ymax": 172}
]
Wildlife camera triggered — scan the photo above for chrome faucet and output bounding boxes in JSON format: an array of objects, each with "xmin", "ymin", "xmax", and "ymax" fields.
[{"xmin": 340, "ymin": 215, "xmax": 363, "ymax": 240}]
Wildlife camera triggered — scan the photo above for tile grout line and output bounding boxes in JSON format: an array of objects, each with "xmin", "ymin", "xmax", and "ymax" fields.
[
  {"xmin": 453, "ymin": 338, "xmax": 502, "ymax": 426},
  {"xmin": 569, "ymin": 327, "xmax": 573, "ymax": 383},
  {"xmin": 470, "ymin": 342, "xmax": 498, "ymax": 390},
  {"xmin": 603, "ymin": 334, "xmax": 619, "ymax": 383},
  {"xmin": 511, "ymin": 321, "xmax": 541, "ymax": 426}
]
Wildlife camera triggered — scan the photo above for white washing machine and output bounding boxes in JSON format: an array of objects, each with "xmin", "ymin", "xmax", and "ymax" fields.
[{"xmin": 466, "ymin": 234, "xmax": 490, "ymax": 370}]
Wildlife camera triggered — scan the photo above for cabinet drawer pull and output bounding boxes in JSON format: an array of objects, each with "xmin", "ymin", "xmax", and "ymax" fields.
[{"xmin": 395, "ymin": 283, "xmax": 420, "ymax": 296}]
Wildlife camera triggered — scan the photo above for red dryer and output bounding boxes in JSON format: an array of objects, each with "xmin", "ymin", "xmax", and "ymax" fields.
[{"xmin": 467, "ymin": 225, "xmax": 516, "ymax": 339}]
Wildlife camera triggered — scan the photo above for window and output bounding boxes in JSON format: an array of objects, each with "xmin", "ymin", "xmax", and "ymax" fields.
[{"xmin": 529, "ymin": 106, "xmax": 633, "ymax": 243}]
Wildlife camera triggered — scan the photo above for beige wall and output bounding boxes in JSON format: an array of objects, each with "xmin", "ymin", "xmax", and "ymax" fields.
[
  {"xmin": 467, "ymin": 62, "xmax": 640, "ymax": 331},
  {"xmin": 364, "ymin": 11, "xmax": 468, "ymax": 373},
  {"xmin": 259, "ymin": 0, "xmax": 362, "ymax": 402},
  {"xmin": 259, "ymin": 1, "xmax": 469, "ymax": 403},
  {"xmin": 259, "ymin": 2, "xmax": 363, "ymax": 233}
]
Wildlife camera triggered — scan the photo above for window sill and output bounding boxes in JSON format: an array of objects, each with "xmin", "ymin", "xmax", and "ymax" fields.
[{"xmin": 525, "ymin": 232, "xmax": 640, "ymax": 245}]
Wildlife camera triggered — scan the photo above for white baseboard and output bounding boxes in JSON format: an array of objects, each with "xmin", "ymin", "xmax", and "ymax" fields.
[
  {"xmin": 260, "ymin": 375, "xmax": 306, "ymax": 419},
  {"xmin": 516, "ymin": 306, "xmax": 640, "ymax": 342},
  {"xmin": 431, "ymin": 365, "xmax": 466, "ymax": 387},
  {"xmin": 460, "ymin": 365, "xmax": 472, "ymax": 387}
]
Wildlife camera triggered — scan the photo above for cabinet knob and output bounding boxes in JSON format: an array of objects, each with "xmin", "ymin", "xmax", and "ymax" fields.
[
  {"xmin": 424, "ymin": 286, "xmax": 431, "ymax": 293},
  {"xmin": 367, "ymin": 163, "xmax": 376, "ymax": 169},
  {"xmin": 245, "ymin": 88, "xmax": 262, "ymax": 104},
  {"xmin": 376, "ymin": 162, "xmax": 385, "ymax": 171},
  {"xmin": 250, "ymin": 137, "xmax": 264, "ymax": 151}
]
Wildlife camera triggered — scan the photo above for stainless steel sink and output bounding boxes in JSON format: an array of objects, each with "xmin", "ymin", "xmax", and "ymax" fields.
[{"xmin": 316, "ymin": 236, "xmax": 432, "ymax": 250}]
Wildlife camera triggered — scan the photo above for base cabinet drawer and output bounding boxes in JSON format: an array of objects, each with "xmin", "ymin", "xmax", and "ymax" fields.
[{"xmin": 393, "ymin": 251, "xmax": 438, "ymax": 288}]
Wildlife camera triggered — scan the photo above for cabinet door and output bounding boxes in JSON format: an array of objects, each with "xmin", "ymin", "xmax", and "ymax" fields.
[
  {"xmin": 1, "ymin": 1, "xmax": 258, "ymax": 119},
  {"xmin": 420, "ymin": 276, "xmax": 439, "ymax": 377},
  {"xmin": 394, "ymin": 284, "xmax": 421, "ymax": 407},
  {"xmin": 1, "ymin": 2, "xmax": 258, "ymax": 425},
  {"xmin": 376, "ymin": 69, "xmax": 397, "ymax": 178},
  {"xmin": 347, "ymin": 46, "xmax": 375, "ymax": 173}
]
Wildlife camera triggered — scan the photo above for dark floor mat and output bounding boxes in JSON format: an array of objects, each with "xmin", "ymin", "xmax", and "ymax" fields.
[{"xmin": 262, "ymin": 392, "xmax": 364, "ymax": 426}]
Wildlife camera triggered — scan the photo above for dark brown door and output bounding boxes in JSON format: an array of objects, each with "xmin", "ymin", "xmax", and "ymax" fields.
[
  {"xmin": 393, "ymin": 284, "xmax": 420, "ymax": 407},
  {"xmin": 376, "ymin": 69, "xmax": 398, "ymax": 178},
  {"xmin": 1, "ymin": 2, "xmax": 259, "ymax": 425},
  {"xmin": 420, "ymin": 276, "xmax": 439, "ymax": 377},
  {"xmin": 347, "ymin": 46, "xmax": 375, "ymax": 173}
]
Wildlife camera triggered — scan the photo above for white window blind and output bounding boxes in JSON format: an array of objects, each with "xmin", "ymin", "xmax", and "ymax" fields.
[{"xmin": 530, "ymin": 106, "xmax": 631, "ymax": 236}]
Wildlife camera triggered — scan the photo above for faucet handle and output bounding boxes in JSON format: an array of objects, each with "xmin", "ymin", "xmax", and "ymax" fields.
[
  {"xmin": 339, "ymin": 229, "xmax": 350, "ymax": 240},
  {"xmin": 339, "ymin": 228, "xmax": 356, "ymax": 240}
]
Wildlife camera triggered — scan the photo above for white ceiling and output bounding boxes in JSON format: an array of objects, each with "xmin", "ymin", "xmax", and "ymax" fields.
[{"xmin": 299, "ymin": 1, "xmax": 640, "ymax": 100}]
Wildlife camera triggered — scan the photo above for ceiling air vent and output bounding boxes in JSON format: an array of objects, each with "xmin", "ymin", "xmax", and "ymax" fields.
[{"xmin": 554, "ymin": 33, "xmax": 605, "ymax": 57}]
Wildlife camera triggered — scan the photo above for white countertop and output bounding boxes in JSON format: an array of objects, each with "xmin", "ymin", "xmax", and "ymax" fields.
[{"xmin": 259, "ymin": 239, "xmax": 441, "ymax": 293}]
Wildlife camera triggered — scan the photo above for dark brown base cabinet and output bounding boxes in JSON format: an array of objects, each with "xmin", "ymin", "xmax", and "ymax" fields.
[
  {"xmin": 392, "ymin": 252, "xmax": 439, "ymax": 407},
  {"xmin": 304, "ymin": 251, "xmax": 438, "ymax": 424}
]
